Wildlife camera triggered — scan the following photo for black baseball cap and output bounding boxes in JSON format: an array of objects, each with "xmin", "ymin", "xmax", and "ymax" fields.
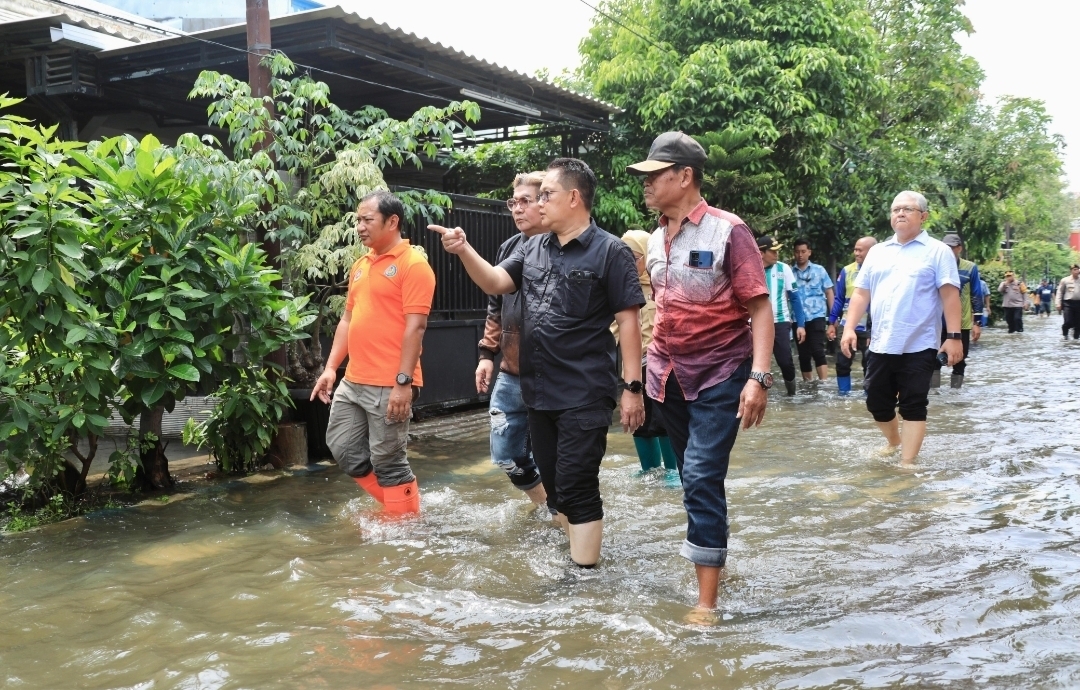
[
  {"xmin": 757, "ymin": 235, "xmax": 782, "ymax": 251},
  {"xmin": 941, "ymin": 233, "xmax": 963, "ymax": 247},
  {"xmin": 627, "ymin": 132, "xmax": 707, "ymax": 174}
]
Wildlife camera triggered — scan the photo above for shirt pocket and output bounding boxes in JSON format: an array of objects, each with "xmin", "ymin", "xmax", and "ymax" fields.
[
  {"xmin": 522, "ymin": 262, "xmax": 551, "ymax": 313},
  {"xmin": 561, "ymin": 270, "xmax": 598, "ymax": 318},
  {"xmin": 672, "ymin": 264, "xmax": 720, "ymax": 305}
]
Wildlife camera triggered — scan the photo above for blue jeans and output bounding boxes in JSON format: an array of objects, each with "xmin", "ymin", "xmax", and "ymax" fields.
[
  {"xmin": 488, "ymin": 372, "xmax": 542, "ymax": 491},
  {"xmin": 657, "ymin": 359, "xmax": 750, "ymax": 568}
]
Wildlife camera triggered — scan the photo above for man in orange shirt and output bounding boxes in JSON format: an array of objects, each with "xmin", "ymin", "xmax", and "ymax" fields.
[{"xmin": 310, "ymin": 190, "xmax": 436, "ymax": 514}]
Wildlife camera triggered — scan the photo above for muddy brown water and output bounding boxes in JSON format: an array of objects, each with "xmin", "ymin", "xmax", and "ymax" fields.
[{"xmin": 2, "ymin": 317, "xmax": 1079, "ymax": 688}]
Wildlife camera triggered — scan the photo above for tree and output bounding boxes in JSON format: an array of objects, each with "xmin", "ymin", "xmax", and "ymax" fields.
[
  {"xmin": 76, "ymin": 133, "xmax": 313, "ymax": 490},
  {"xmin": 0, "ymin": 97, "xmax": 118, "ymax": 502},
  {"xmin": 1011, "ymin": 240, "xmax": 1079, "ymax": 283},
  {"xmin": 189, "ymin": 54, "xmax": 480, "ymax": 385},
  {"xmin": 578, "ymin": 0, "xmax": 881, "ymax": 232},
  {"xmin": 933, "ymin": 97, "xmax": 1066, "ymax": 261}
]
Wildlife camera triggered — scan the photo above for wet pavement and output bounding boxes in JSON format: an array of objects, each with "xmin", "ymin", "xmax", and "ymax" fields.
[{"xmin": 1, "ymin": 316, "xmax": 1079, "ymax": 688}]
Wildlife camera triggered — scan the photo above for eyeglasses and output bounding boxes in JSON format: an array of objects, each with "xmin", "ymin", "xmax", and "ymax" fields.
[
  {"xmin": 890, "ymin": 205, "xmax": 923, "ymax": 215},
  {"xmin": 537, "ymin": 189, "xmax": 568, "ymax": 204},
  {"xmin": 506, "ymin": 196, "xmax": 535, "ymax": 210}
]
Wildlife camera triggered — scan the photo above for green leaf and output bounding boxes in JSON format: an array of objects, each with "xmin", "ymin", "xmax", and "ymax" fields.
[
  {"xmin": 55, "ymin": 243, "xmax": 83, "ymax": 259},
  {"xmin": 140, "ymin": 380, "xmax": 167, "ymax": 407},
  {"xmin": 12, "ymin": 226, "xmax": 43, "ymax": 239},
  {"xmin": 72, "ymin": 412, "xmax": 86, "ymax": 429},
  {"xmin": 166, "ymin": 306, "xmax": 187, "ymax": 321},
  {"xmin": 166, "ymin": 364, "xmax": 200, "ymax": 382},
  {"xmin": 65, "ymin": 323, "xmax": 89, "ymax": 345},
  {"xmin": 31, "ymin": 268, "xmax": 52, "ymax": 294}
]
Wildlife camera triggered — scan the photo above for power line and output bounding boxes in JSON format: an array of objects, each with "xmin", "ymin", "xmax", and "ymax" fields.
[
  {"xmin": 575, "ymin": 0, "xmax": 665, "ymax": 51},
  {"xmin": 42, "ymin": 0, "xmax": 603, "ymax": 132}
]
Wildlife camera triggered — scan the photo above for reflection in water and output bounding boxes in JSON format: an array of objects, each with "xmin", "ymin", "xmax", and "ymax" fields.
[{"xmin": 2, "ymin": 319, "xmax": 1079, "ymax": 687}]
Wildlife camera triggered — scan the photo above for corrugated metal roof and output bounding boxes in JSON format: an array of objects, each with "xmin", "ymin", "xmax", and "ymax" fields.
[
  {"xmin": 0, "ymin": 0, "xmax": 174, "ymax": 42},
  {"xmin": 97, "ymin": 5, "xmax": 619, "ymax": 114}
]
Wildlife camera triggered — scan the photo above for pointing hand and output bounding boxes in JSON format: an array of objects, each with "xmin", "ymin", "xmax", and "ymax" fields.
[{"xmin": 428, "ymin": 224, "xmax": 468, "ymax": 255}]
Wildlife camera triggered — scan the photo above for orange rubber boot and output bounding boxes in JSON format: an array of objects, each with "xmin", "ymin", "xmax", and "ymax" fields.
[
  {"xmin": 382, "ymin": 480, "xmax": 421, "ymax": 514},
  {"xmin": 353, "ymin": 473, "xmax": 384, "ymax": 504}
]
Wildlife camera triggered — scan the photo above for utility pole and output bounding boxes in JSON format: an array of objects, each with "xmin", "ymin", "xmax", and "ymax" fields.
[{"xmin": 246, "ymin": 0, "xmax": 286, "ymax": 371}]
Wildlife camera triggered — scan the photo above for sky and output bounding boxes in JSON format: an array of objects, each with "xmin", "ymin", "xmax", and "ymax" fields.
[{"xmin": 340, "ymin": 0, "xmax": 1079, "ymax": 192}]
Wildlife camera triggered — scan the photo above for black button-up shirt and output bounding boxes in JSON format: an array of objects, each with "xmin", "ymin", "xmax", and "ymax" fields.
[{"xmin": 499, "ymin": 222, "xmax": 645, "ymax": 411}]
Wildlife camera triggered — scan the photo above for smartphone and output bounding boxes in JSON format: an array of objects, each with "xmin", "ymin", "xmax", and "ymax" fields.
[{"xmin": 688, "ymin": 250, "xmax": 714, "ymax": 268}]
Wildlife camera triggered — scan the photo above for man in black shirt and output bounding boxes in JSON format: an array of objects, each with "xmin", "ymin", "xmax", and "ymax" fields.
[{"xmin": 430, "ymin": 158, "xmax": 645, "ymax": 567}]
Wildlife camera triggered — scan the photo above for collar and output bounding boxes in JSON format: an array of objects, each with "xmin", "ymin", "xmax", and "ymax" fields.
[
  {"xmin": 884, "ymin": 230, "xmax": 929, "ymax": 246},
  {"xmin": 365, "ymin": 239, "xmax": 411, "ymax": 261},
  {"xmin": 659, "ymin": 198, "xmax": 709, "ymax": 228},
  {"xmin": 543, "ymin": 221, "xmax": 597, "ymax": 248}
]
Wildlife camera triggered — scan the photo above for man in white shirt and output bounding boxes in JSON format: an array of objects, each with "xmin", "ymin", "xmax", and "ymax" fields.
[{"xmin": 840, "ymin": 191, "xmax": 963, "ymax": 463}]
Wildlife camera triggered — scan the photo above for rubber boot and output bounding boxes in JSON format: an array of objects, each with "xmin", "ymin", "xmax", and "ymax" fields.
[
  {"xmin": 657, "ymin": 436, "xmax": 679, "ymax": 471},
  {"xmin": 632, "ymin": 436, "xmax": 662, "ymax": 473},
  {"xmin": 353, "ymin": 473, "xmax": 384, "ymax": 504},
  {"xmin": 784, "ymin": 379, "xmax": 796, "ymax": 396},
  {"xmin": 382, "ymin": 479, "xmax": 420, "ymax": 515},
  {"xmin": 950, "ymin": 374, "xmax": 964, "ymax": 389},
  {"xmin": 657, "ymin": 436, "xmax": 682, "ymax": 488},
  {"xmin": 568, "ymin": 519, "xmax": 603, "ymax": 568},
  {"xmin": 837, "ymin": 376, "xmax": 852, "ymax": 396},
  {"xmin": 929, "ymin": 369, "xmax": 941, "ymax": 389}
]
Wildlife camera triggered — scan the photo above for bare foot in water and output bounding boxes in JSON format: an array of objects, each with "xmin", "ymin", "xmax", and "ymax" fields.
[
  {"xmin": 876, "ymin": 444, "xmax": 901, "ymax": 458},
  {"xmin": 683, "ymin": 606, "xmax": 719, "ymax": 626}
]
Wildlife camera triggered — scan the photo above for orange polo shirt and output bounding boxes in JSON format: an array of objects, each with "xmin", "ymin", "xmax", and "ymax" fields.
[{"xmin": 344, "ymin": 240, "xmax": 435, "ymax": 387}]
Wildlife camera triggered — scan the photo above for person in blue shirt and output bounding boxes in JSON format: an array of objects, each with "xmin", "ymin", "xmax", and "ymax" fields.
[
  {"xmin": 792, "ymin": 238, "xmax": 835, "ymax": 383},
  {"xmin": 827, "ymin": 236, "xmax": 876, "ymax": 395},
  {"xmin": 978, "ymin": 279, "xmax": 990, "ymax": 327},
  {"xmin": 1037, "ymin": 279, "xmax": 1054, "ymax": 317}
]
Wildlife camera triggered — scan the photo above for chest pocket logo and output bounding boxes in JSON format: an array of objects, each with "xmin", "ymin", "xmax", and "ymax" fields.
[
  {"xmin": 353, "ymin": 268, "xmax": 363, "ymax": 282},
  {"xmin": 383, "ymin": 265, "xmax": 398, "ymax": 278}
]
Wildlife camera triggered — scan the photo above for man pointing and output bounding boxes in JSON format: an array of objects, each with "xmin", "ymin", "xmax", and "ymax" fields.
[{"xmin": 430, "ymin": 158, "xmax": 645, "ymax": 568}]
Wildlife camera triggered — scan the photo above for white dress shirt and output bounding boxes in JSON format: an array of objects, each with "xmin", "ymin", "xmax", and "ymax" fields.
[{"xmin": 853, "ymin": 231, "xmax": 960, "ymax": 354}]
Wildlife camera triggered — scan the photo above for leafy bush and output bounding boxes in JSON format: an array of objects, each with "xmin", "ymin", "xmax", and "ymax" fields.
[{"xmin": 183, "ymin": 369, "xmax": 293, "ymax": 473}]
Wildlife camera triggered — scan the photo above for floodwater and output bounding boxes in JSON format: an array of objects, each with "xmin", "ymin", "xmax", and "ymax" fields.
[{"xmin": 2, "ymin": 317, "xmax": 1079, "ymax": 689}]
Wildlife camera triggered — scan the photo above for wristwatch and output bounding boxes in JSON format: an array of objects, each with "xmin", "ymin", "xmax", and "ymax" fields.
[
  {"xmin": 749, "ymin": 371, "xmax": 774, "ymax": 389},
  {"xmin": 619, "ymin": 380, "xmax": 643, "ymax": 394},
  {"xmin": 395, "ymin": 373, "xmax": 414, "ymax": 386},
  {"xmin": 944, "ymin": 332, "xmax": 963, "ymax": 340}
]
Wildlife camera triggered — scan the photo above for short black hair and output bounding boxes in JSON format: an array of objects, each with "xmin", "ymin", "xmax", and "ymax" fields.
[
  {"xmin": 673, "ymin": 164, "xmax": 703, "ymax": 188},
  {"xmin": 359, "ymin": 189, "xmax": 407, "ymax": 233},
  {"xmin": 793, "ymin": 237, "xmax": 811, "ymax": 250},
  {"xmin": 546, "ymin": 157, "xmax": 597, "ymax": 211}
]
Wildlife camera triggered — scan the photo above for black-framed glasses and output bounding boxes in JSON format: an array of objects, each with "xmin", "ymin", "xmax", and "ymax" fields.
[
  {"xmin": 506, "ymin": 196, "xmax": 535, "ymax": 210},
  {"xmin": 537, "ymin": 189, "xmax": 568, "ymax": 204}
]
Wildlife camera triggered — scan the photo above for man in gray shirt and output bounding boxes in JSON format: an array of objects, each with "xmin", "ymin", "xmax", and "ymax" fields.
[{"xmin": 999, "ymin": 271, "xmax": 1025, "ymax": 333}]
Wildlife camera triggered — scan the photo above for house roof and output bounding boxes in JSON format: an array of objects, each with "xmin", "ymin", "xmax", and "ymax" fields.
[{"xmin": 98, "ymin": 6, "xmax": 617, "ymax": 118}]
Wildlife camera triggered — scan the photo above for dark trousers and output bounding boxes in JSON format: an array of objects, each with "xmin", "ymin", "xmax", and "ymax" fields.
[
  {"xmin": 771, "ymin": 322, "xmax": 797, "ymax": 382},
  {"xmin": 835, "ymin": 330, "xmax": 870, "ymax": 378},
  {"xmin": 1003, "ymin": 307, "xmax": 1024, "ymax": 333},
  {"xmin": 797, "ymin": 317, "xmax": 828, "ymax": 372},
  {"xmin": 1063, "ymin": 301, "xmax": 1080, "ymax": 339},
  {"xmin": 935, "ymin": 329, "xmax": 971, "ymax": 376},
  {"xmin": 528, "ymin": 397, "xmax": 614, "ymax": 524},
  {"xmin": 864, "ymin": 349, "xmax": 937, "ymax": 423}
]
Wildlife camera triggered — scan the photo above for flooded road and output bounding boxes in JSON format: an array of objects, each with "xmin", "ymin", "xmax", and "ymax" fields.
[{"xmin": 3, "ymin": 316, "xmax": 1080, "ymax": 688}]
